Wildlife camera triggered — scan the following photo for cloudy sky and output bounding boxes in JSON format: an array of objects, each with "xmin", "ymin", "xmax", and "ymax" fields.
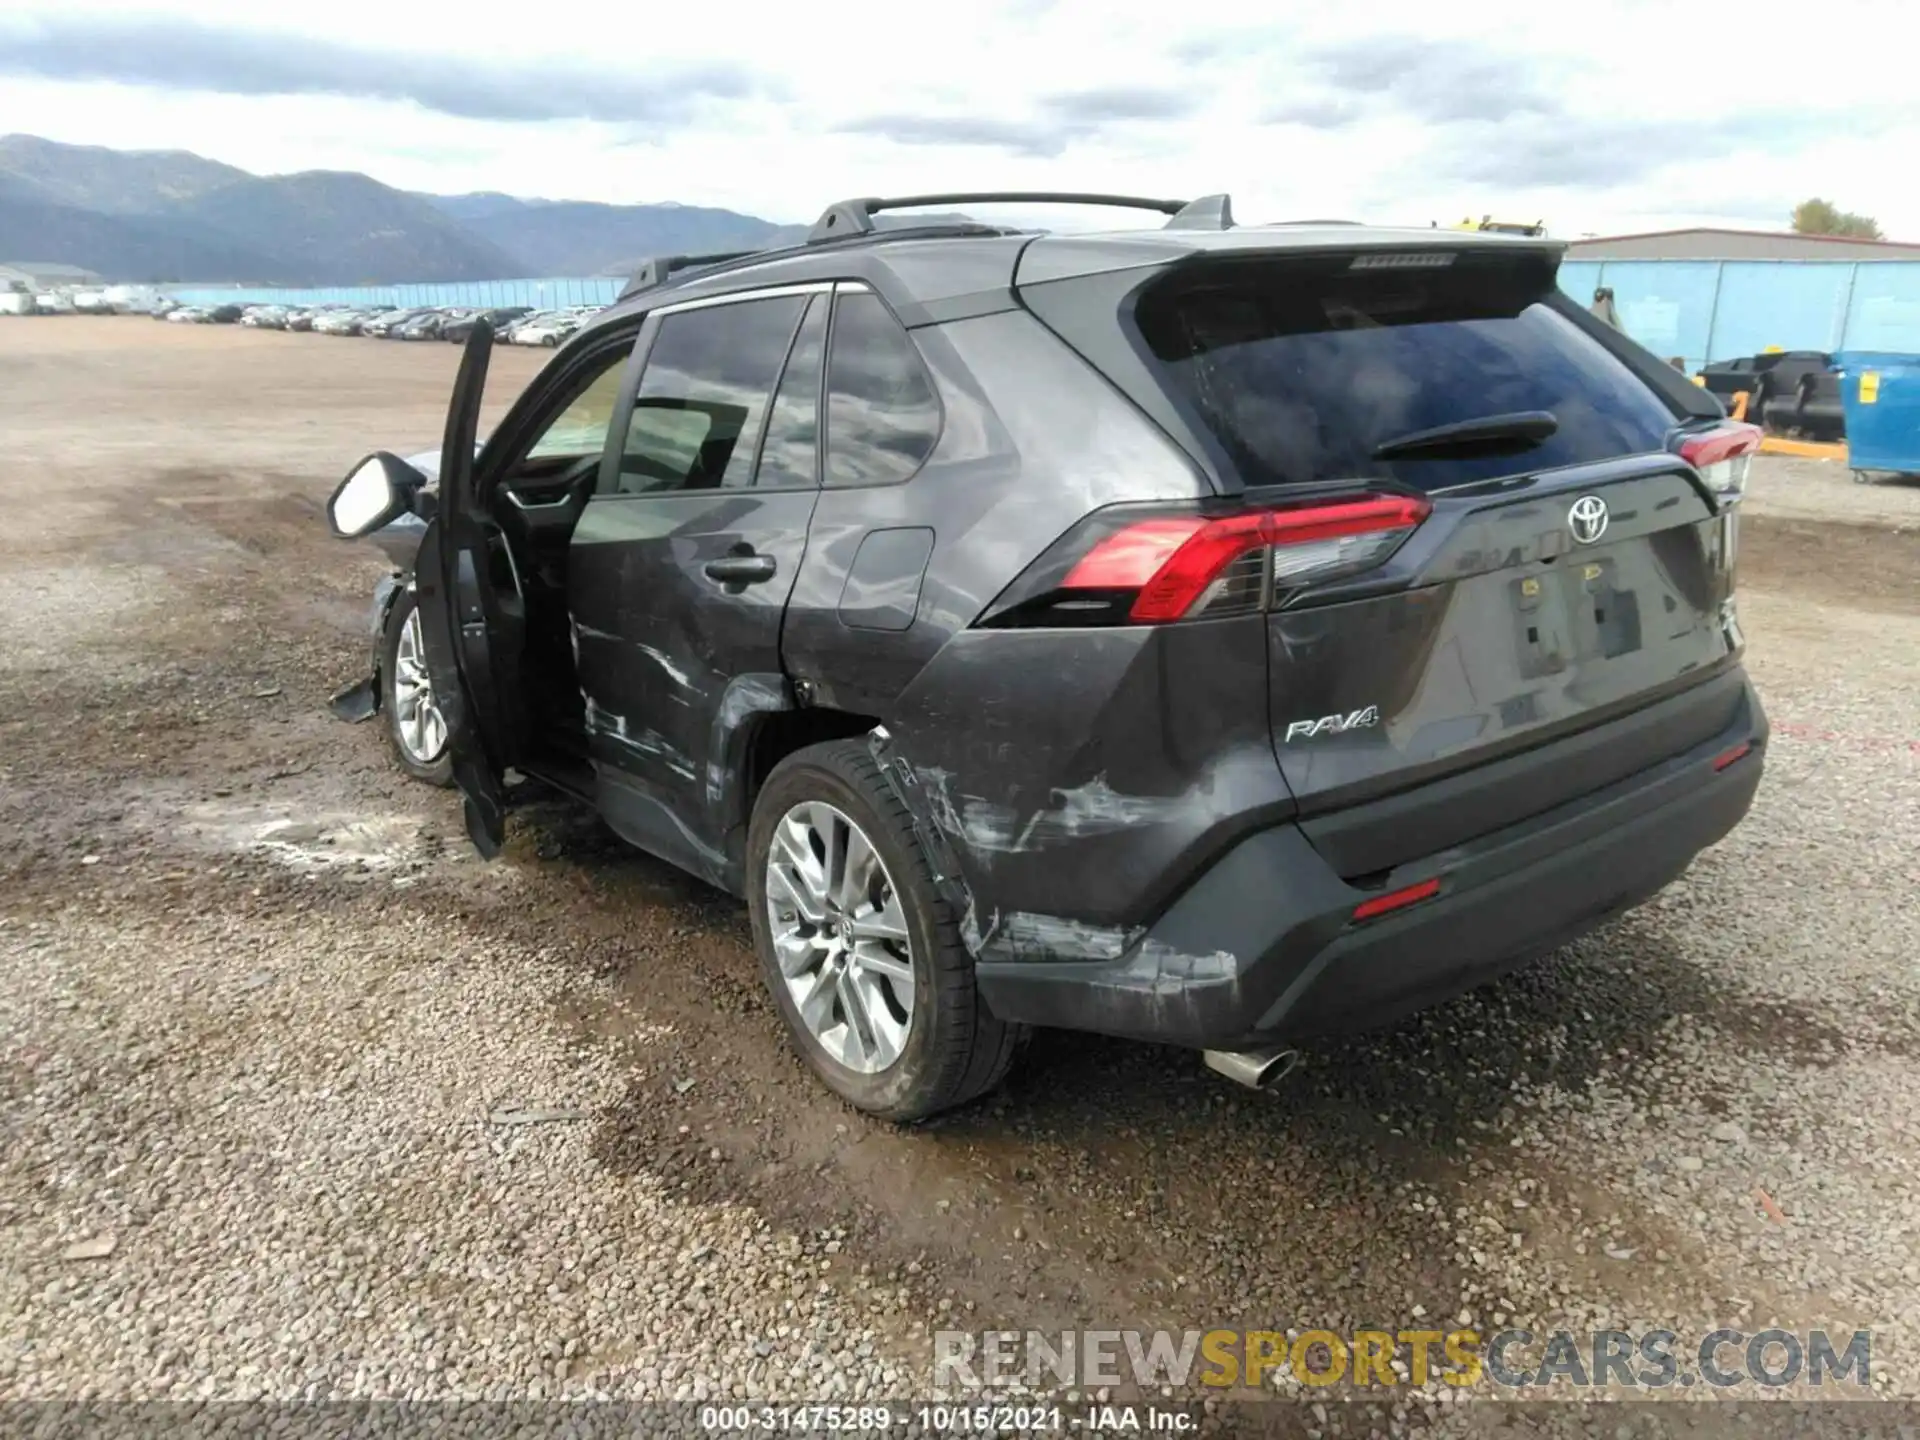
[{"xmin": 0, "ymin": 0, "xmax": 1895, "ymax": 237}]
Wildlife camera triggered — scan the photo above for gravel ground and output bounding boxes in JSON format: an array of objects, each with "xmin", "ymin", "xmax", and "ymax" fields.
[
  {"xmin": 1745, "ymin": 451, "xmax": 1920, "ymax": 529},
  {"xmin": 2, "ymin": 320, "xmax": 1917, "ymax": 1428}
]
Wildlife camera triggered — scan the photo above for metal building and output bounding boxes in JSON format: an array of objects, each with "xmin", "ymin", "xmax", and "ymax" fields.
[
  {"xmin": 0, "ymin": 261, "xmax": 104, "ymax": 289},
  {"xmin": 1566, "ymin": 229, "xmax": 1920, "ymax": 262}
]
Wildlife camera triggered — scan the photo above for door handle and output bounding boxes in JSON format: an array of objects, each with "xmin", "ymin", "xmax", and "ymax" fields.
[{"xmin": 704, "ymin": 553, "xmax": 778, "ymax": 584}]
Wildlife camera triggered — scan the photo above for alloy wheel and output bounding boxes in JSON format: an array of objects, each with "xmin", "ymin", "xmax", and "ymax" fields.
[
  {"xmin": 391, "ymin": 606, "xmax": 448, "ymax": 764},
  {"xmin": 764, "ymin": 801, "xmax": 916, "ymax": 1073}
]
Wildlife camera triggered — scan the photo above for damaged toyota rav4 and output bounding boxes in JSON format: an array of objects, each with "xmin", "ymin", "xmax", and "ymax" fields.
[{"xmin": 325, "ymin": 191, "xmax": 1767, "ymax": 1120}]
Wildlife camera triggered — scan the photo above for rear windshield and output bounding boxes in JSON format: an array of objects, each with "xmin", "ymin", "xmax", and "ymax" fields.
[{"xmin": 1134, "ymin": 255, "xmax": 1680, "ymax": 492}]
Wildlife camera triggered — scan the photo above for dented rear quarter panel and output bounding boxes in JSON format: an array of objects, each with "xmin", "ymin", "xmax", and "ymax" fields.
[{"xmin": 875, "ymin": 618, "xmax": 1296, "ymax": 959}]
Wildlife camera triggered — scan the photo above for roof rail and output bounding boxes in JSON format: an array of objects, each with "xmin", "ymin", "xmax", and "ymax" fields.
[
  {"xmin": 807, "ymin": 191, "xmax": 1206, "ymax": 243},
  {"xmin": 619, "ymin": 248, "xmax": 765, "ymax": 300}
]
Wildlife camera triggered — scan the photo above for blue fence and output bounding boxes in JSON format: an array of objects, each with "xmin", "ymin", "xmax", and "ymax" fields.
[
  {"xmin": 176, "ymin": 260, "xmax": 1920, "ymax": 369},
  {"xmin": 1559, "ymin": 260, "xmax": 1920, "ymax": 370}
]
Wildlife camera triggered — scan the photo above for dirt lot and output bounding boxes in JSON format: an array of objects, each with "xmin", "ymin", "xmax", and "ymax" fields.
[{"xmin": 3, "ymin": 318, "xmax": 1918, "ymax": 1423}]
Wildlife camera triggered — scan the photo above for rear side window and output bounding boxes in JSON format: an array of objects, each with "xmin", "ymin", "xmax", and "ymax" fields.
[
  {"xmin": 1135, "ymin": 257, "xmax": 1680, "ymax": 492},
  {"xmin": 824, "ymin": 290, "xmax": 941, "ymax": 487},
  {"xmin": 751, "ymin": 295, "xmax": 827, "ymax": 489},
  {"xmin": 612, "ymin": 294, "xmax": 807, "ymax": 494}
]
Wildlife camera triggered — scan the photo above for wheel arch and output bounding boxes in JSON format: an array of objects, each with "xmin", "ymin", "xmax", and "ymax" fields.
[
  {"xmin": 366, "ymin": 572, "xmax": 411, "ymax": 706},
  {"xmin": 719, "ymin": 699, "xmax": 881, "ymax": 881}
]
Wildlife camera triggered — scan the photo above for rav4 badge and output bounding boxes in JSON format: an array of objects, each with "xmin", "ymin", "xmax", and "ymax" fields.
[{"xmin": 1284, "ymin": 705, "xmax": 1381, "ymax": 743}]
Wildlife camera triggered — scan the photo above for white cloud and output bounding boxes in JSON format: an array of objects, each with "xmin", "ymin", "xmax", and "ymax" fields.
[{"xmin": 0, "ymin": 0, "xmax": 1905, "ymax": 236}]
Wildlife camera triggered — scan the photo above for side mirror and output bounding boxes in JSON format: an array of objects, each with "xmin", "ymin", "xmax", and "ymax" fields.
[{"xmin": 327, "ymin": 452, "xmax": 427, "ymax": 538}]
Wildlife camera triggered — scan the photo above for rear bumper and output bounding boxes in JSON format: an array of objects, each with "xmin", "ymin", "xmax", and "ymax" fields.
[{"xmin": 975, "ymin": 676, "xmax": 1767, "ymax": 1048}]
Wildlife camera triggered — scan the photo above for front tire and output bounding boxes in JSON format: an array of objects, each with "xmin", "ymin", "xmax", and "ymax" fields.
[
  {"xmin": 746, "ymin": 740, "xmax": 1025, "ymax": 1121},
  {"xmin": 379, "ymin": 588, "xmax": 454, "ymax": 786}
]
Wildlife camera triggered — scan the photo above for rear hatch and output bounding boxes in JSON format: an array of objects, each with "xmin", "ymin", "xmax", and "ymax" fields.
[{"xmin": 1020, "ymin": 241, "xmax": 1751, "ymax": 876}]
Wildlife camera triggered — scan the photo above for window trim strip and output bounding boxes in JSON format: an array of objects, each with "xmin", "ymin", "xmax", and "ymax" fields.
[{"xmin": 649, "ymin": 280, "xmax": 839, "ymax": 318}]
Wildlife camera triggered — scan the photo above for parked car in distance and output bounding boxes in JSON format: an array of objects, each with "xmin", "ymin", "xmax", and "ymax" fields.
[
  {"xmin": 395, "ymin": 308, "xmax": 477, "ymax": 341},
  {"xmin": 364, "ymin": 307, "xmax": 436, "ymax": 339},
  {"xmin": 443, "ymin": 307, "xmax": 532, "ymax": 343},
  {"xmin": 295, "ymin": 305, "xmax": 350, "ymax": 330},
  {"xmin": 509, "ymin": 307, "xmax": 596, "ymax": 347},
  {"xmin": 497, "ymin": 309, "xmax": 560, "ymax": 343},
  {"xmin": 316, "ymin": 306, "xmax": 393, "ymax": 336},
  {"xmin": 33, "ymin": 291, "xmax": 77, "ymax": 314},
  {"xmin": 390, "ymin": 310, "xmax": 442, "ymax": 341},
  {"xmin": 324, "ymin": 189, "xmax": 1767, "ymax": 1121}
]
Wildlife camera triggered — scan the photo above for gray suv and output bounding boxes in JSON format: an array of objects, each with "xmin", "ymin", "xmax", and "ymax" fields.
[{"xmin": 325, "ymin": 191, "xmax": 1768, "ymax": 1120}]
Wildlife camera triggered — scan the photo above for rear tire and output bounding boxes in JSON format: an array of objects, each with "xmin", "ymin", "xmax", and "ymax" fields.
[{"xmin": 746, "ymin": 739, "xmax": 1025, "ymax": 1121}]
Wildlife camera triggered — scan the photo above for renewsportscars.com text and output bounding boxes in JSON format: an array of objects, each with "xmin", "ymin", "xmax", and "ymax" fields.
[{"xmin": 933, "ymin": 1327, "xmax": 1871, "ymax": 1392}]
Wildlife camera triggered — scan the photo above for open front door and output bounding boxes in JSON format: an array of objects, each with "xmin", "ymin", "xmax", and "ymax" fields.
[{"xmin": 413, "ymin": 322, "xmax": 529, "ymax": 857}]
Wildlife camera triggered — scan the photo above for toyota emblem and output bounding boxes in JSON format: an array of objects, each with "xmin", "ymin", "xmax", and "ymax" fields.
[{"xmin": 1568, "ymin": 495, "xmax": 1609, "ymax": 545}]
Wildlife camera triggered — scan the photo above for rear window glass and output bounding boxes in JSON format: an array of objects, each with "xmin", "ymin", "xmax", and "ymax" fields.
[{"xmin": 1135, "ymin": 257, "xmax": 1679, "ymax": 492}]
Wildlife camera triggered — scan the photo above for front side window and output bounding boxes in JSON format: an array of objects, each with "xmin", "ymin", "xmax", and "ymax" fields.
[
  {"xmin": 611, "ymin": 294, "xmax": 809, "ymax": 495},
  {"xmin": 823, "ymin": 290, "xmax": 941, "ymax": 488},
  {"xmin": 525, "ymin": 353, "xmax": 630, "ymax": 462}
]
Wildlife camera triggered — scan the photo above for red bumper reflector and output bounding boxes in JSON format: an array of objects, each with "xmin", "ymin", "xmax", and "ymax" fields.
[
  {"xmin": 1351, "ymin": 876, "xmax": 1442, "ymax": 923},
  {"xmin": 1713, "ymin": 741, "xmax": 1753, "ymax": 771}
]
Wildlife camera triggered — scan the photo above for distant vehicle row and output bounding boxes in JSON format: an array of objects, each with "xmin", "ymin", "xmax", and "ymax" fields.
[
  {"xmin": 159, "ymin": 300, "xmax": 604, "ymax": 346},
  {"xmin": 3, "ymin": 287, "xmax": 604, "ymax": 347}
]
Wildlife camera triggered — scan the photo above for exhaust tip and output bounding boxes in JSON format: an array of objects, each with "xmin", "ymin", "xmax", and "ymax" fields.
[{"xmin": 1203, "ymin": 1046, "xmax": 1299, "ymax": 1092}]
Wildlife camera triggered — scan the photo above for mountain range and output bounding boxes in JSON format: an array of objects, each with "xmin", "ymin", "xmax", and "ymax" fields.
[{"xmin": 0, "ymin": 135, "xmax": 808, "ymax": 285}]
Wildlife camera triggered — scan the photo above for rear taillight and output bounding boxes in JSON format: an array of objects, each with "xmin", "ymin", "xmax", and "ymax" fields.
[
  {"xmin": 1678, "ymin": 422, "xmax": 1762, "ymax": 503},
  {"xmin": 981, "ymin": 494, "xmax": 1430, "ymax": 628}
]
